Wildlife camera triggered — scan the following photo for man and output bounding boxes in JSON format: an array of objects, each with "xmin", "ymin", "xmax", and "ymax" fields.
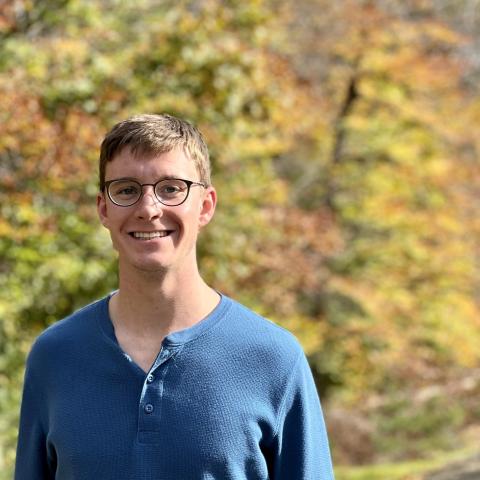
[{"xmin": 15, "ymin": 114, "xmax": 335, "ymax": 479}]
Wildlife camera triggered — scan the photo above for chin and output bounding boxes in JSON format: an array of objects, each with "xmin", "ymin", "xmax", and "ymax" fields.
[
  {"xmin": 133, "ymin": 259, "xmax": 172, "ymax": 273},
  {"xmin": 120, "ymin": 247, "xmax": 195, "ymax": 276},
  {"xmin": 118, "ymin": 255, "xmax": 169, "ymax": 274}
]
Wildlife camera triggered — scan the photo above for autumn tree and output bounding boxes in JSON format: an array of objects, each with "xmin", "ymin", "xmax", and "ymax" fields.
[
  {"xmin": 0, "ymin": 0, "xmax": 324, "ymax": 474},
  {"xmin": 2, "ymin": 0, "xmax": 480, "ymax": 474}
]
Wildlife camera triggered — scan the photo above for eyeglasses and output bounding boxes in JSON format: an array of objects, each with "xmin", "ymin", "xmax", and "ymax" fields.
[{"xmin": 104, "ymin": 178, "xmax": 207, "ymax": 207}]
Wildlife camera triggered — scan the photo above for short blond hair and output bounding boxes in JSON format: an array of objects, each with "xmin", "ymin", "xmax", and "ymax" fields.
[{"xmin": 99, "ymin": 113, "xmax": 211, "ymax": 190}]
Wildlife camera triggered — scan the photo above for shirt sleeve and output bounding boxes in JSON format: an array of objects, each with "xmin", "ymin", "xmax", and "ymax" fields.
[
  {"xmin": 15, "ymin": 358, "xmax": 54, "ymax": 479},
  {"xmin": 271, "ymin": 352, "xmax": 335, "ymax": 480}
]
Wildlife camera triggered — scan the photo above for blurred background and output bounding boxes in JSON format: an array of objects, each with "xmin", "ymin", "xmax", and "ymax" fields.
[{"xmin": 1, "ymin": 0, "xmax": 480, "ymax": 478}]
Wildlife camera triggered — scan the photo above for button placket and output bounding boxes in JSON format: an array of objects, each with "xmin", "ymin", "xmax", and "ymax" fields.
[
  {"xmin": 149, "ymin": 346, "xmax": 173, "ymax": 373},
  {"xmin": 137, "ymin": 346, "xmax": 175, "ymax": 442}
]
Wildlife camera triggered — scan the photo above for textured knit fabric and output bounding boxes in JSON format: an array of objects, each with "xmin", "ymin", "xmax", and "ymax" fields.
[{"xmin": 15, "ymin": 293, "xmax": 335, "ymax": 480}]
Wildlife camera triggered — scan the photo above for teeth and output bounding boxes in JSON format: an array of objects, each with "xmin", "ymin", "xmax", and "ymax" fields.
[{"xmin": 133, "ymin": 231, "xmax": 169, "ymax": 239}]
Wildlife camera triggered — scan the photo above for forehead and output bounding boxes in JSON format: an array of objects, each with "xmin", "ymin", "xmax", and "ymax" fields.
[{"xmin": 105, "ymin": 146, "xmax": 198, "ymax": 180}]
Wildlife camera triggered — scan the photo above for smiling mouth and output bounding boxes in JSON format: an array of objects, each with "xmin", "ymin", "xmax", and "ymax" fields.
[{"xmin": 129, "ymin": 231, "xmax": 174, "ymax": 240}]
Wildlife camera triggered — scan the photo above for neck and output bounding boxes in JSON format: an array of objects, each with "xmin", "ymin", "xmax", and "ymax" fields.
[{"xmin": 110, "ymin": 262, "xmax": 220, "ymax": 340}]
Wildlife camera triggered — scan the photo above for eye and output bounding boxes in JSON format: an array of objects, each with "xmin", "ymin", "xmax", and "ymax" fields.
[
  {"xmin": 157, "ymin": 181, "xmax": 187, "ymax": 197},
  {"xmin": 118, "ymin": 186, "xmax": 138, "ymax": 195},
  {"xmin": 164, "ymin": 185, "xmax": 181, "ymax": 193},
  {"xmin": 110, "ymin": 181, "xmax": 140, "ymax": 198}
]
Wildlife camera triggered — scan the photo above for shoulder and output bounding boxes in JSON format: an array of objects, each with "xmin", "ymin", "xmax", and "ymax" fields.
[
  {"xmin": 219, "ymin": 295, "xmax": 305, "ymax": 366},
  {"xmin": 27, "ymin": 296, "xmax": 109, "ymax": 368}
]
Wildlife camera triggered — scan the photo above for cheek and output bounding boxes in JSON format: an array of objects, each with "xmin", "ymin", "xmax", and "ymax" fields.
[
  {"xmin": 109, "ymin": 232, "xmax": 121, "ymax": 252},
  {"xmin": 103, "ymin": 208, "xmax": 129, "ymax": 235},
  {"xmin": 175, "ymin": 204, "xmax": 198, "ymax": 225}
]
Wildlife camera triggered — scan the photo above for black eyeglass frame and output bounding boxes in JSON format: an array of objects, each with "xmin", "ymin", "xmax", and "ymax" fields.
[{"xmin": 103, "ymin": 178, "xmax": 207, "ymax": 207}]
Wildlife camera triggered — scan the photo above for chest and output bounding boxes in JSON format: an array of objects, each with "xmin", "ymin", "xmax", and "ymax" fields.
[
  {"xmin": 115, "ymin": 331, "xmax": 164, "ymax": 373},
  {"xmin": 43, "ymin": 349, "xmax": 274, "ymax": 480},
  {"xmin": 49, "ymin": 347, "xmax": 277, "ymax": 436},
  {"xmin": 45, "ymin": 347, "xmax": 276, "ymax": 477}
]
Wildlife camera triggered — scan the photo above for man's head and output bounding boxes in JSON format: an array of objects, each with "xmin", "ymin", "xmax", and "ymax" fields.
[
  {"xmin": 99, "ymin": 114, "xmax": 211, "ymax": 191},
  {"xmin": 97, "ymin": 114, "xmax": 217, "ymax": 276}
]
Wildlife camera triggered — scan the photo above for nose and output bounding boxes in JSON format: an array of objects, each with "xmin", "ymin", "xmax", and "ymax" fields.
[{"xmin": 134, "ymin": 186, "xmax": 163, "ymax": 220}]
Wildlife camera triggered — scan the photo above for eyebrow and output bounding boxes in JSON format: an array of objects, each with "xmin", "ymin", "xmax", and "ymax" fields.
[{"xmin": 106, "ymin": 175, "xmax": 183, "ymax": 183}]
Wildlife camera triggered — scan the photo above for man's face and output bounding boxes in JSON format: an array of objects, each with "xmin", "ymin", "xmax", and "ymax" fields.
[{"xmin": 97, "ymin": 146, "xmax": 216, "ymax": 275}]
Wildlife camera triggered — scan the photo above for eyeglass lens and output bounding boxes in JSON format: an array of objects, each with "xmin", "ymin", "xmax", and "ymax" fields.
[{"xmin": 108, "ymin": 179, "xmax": 190, "ymax": 206}]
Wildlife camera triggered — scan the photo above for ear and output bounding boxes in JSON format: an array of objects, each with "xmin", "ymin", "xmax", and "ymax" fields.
[
  {"xmin": 198, "ymin": 186, "xmax": 217, "ymax": 229},
  {"xmin": 97, "ymin": 192, "xmax": 110, "ymax": 229}
]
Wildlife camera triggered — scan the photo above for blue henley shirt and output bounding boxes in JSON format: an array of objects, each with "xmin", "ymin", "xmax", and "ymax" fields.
[{"xmin": 15, "ymin": 293, "xmax": 334, "ymax": 479}]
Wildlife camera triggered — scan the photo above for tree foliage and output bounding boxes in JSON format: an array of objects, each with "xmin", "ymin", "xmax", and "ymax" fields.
[{"xmin": 1, "ymin": 0, "xmax": 480, "ymax": 474}]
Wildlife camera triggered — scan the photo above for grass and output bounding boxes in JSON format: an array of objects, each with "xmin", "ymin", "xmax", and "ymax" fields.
[{"xmin": 334, "ymin": 446, "xmax": 478, "ymax": 480}]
